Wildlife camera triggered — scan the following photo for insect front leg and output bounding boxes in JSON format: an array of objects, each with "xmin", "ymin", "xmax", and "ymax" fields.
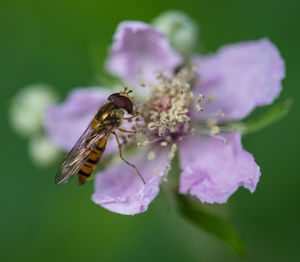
[
  {"xmin": 124, "ymin": 112, "xmax": 139, "ymax": 121},
  {"xmin": 118, "ymin": 128, "xmax": 136, "ymax": 134}
]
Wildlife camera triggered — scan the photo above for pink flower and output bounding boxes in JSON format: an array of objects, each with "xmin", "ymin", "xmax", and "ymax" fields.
[{"xmin": 45, "ymin": 21, "xmax": 284, "ymax": 215}]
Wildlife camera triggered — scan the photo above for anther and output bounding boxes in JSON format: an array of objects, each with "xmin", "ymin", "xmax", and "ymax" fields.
[
  {"xmin": 207, "ymin": 94, "xmax": 217, "ymax": 103},
  {"xmin": 160, "ymin": 141, "xmax": 168, "ymax": 147},
  {"xmin": 168, "ymin": 151, "xmax": 175, "ymax": 160},
  {"xmin": 210, "ymin": 126, "xmax": 220, "ymax": 135},
  {"xmin": 218, "ymin": 110, "xmax": 226, "ymax": 117},
  {"xmin": 207, "ymin": 119, "xmax": 218, "ymax": 127},
  {"xmin": 195, "ymin": 104, "xmax": 203, "ymax": 111},
  {"xmin": 171, "ymin": 143, "xmax": 177, "ymax": 153},
  {"xmin": 147, "ymin": 151, "xmax": 156, "ymax": 160},
  {"xmin": 197, "ymin": 94, "xmax": 205, "ymax": 103},
  {"xmin": 147, "ymin": 122, "xmax": 157, "ymax": 131}
]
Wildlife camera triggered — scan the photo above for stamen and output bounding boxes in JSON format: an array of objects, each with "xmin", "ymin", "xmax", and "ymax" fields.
[
  {"xmin": 190, "ymin": 126, "xmax": 228, "ymax": 145},
  {"xmin": 197, "ymin": 94, "xmax": 205, "ymax": 103},
  {"xmin": 136, "ymin": 137, "xmax": 164, "ymax": 148},
  {"xmin": 140, "ymin": 65, "xmax": 197, "ymax": 137},
  {"xmin": 137, "ymin": 141, "xmax": 149, "ymax": 148},
  {"xmin": 195, "ymin": 104, "xmax": 203, "ymax": 111},
  {"xmin": 213, "ymin": 135, "xmax": 229, "ymax": 145}
]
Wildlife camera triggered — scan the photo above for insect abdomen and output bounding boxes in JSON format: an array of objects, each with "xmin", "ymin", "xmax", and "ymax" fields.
[{"xmin": 77, "ymin": 137, "xmax": 108, "ymax": 186}]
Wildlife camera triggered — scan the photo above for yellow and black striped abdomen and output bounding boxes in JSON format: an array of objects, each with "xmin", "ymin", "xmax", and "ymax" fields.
[{"xmin": 77, "ymin": 136, "xmax": 108, "ymax": 185}]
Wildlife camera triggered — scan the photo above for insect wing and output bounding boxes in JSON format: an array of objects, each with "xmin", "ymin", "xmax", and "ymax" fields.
[{"xmin": 55, "ymin": 123, "xmax": 110, "ymax": 185}]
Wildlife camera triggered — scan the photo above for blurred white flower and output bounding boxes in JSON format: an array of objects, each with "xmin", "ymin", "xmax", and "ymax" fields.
[
  {"xmin": 29, "ymin": 135, "xmax": 62, "ymax": 167},
  {"xmin": 9, "ymin": 83, "xmax": 59, "ymax": 137},
  {"xmin": 152, "ymin": 10, "xmax": 199, "ymax": 58}
]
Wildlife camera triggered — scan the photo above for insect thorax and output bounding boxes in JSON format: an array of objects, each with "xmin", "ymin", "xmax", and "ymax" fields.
[{"xmin": 92, "ymin": 102, "xmax": 124, "ymax": 131}]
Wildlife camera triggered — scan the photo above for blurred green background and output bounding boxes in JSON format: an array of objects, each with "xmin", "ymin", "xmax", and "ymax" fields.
[{"xmin": 1, "ymin": 0, "xmax": 299, "ymax": 261}]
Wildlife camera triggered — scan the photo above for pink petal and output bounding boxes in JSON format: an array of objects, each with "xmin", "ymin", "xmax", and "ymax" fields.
[
  {"xmin": 92, "ymin": 146, "xmax": 170, "ymax": 215},
  {"xmin": 179, "ymin": 133, "xmax": 260, "ymax": 203},
  {"xmin": 106, "ymin": 21, "xmax": 182, "ymax": 90},
  {"xmin": 193, "ymin": 38, "xmax": 285, "ymax": 121},
  {"xmin": 44, "ymin": 87, "xmax": 118, "ymax": 154}
]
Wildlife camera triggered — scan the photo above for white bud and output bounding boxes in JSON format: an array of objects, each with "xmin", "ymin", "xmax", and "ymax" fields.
[
  {"xmin": 9, "ymin": 84, "xmax": 58, "ymax": 137},
  {"xmin": 152, "ymin": 10, "xmax": 199, "ymax": 58},
  {"xmin": 29, "ymin": 136, "xmax": 61, "ymax": 167},
  {"xmin": 9, "ymin": 83, "xmax": 58, "ymax": 137}
]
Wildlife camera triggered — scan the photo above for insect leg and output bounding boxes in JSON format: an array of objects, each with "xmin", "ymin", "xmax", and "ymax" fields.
[
  {"xmin": 113, "ymin": 131, "xmax": 146, "ymax": 185},
  {"xmin": 118, "ymin": 128, "xmax": 136, "ymax": 134},
  {"xmin": 124, "ymin": 113, "xmax": 139, "ymax": 121}
]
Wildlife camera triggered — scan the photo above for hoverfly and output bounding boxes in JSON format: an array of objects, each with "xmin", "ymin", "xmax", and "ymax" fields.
[{"xmin": 55, "ymin": 88, "xmax": 146, "ymax": 186}]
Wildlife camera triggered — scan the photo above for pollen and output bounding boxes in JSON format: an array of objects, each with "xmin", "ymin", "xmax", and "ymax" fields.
[
  {"xmin": 160, "ymin": 141, "xmax": 168, "ymax": 147},
  {"xmin": 147, "ymin": 151, "xmax": 156, "ymax": 160},
  {"xmin": 218, "ymin": 110, "xmax": 226, "ymax": 117},
  {"xmin": 207, "ymin": 94, "xmax": 217, "ymax": 103},
  {"xmin": 195, "ymin": 104, "xmax": 204, "ymax": 111},
  {"xmin": 207, "ymin": 118, "xmax": 218, "ymax": 127},
  {"xmin": 147, "ymin": 122, "xmax": 157, "ymax": 131},
  {"xmin": 210, "ymin": 126, "xmax": 220, "ymax": 135},
  {"xmin": 168, "ymin": 151, "xmax": 175, "ymax": 160},
  {"xmin": 171, "ymin": 143, "xmax": 177, "ymax": 153}
]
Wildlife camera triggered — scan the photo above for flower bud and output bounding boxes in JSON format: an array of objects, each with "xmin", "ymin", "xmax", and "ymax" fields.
[
  {"xmin": 29, "ymin": 135, "xmax": 62, "ymax": 167},
  {"xmin": 9, "ymin": 83, "xmax": 58, "ymax": 138},
  {"xmin": 152, "ymin": 10, "xmax": 199, "ymax": 58}
]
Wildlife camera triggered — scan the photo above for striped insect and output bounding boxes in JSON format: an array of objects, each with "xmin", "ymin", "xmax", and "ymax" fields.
[{"xmin": 55, "ymin": 88, "xmax": 145, "ymax": 186}]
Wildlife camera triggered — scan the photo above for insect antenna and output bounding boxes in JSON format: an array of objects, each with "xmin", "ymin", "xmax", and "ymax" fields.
[{"xmin": 121, "ymin": 87, "xmax": 133, "ymax": 96}]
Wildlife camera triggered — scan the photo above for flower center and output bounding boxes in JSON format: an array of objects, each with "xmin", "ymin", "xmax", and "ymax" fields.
[
  {"xmin": 141, "ymin": 66, "xmax": 197, "ymax": 137},
  {"xmin": 127, "ymin": 65, "xmax": 228, "ymax": 161},
  {"xmin": 124, "ymin": 66, "xmax": 200, "ymax": 161},
  {"xmin": 153, "ymin": 95, "xmax": 172, "ymax": 112}
]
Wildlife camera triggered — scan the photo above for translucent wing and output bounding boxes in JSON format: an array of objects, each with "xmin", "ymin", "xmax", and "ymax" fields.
[{"xmin": 55, "ymin": 122, "xmax": 114, "ymax": 185}]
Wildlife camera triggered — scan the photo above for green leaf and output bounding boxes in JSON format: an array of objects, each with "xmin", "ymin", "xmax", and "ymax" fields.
[
  {"xmin": 175, "ymin": 194, "xmax": 246, "ymax": 257},
  {"xmin": 165, "ymin": 154, "xmax": 246, "ymax": 257},
  {"xmin": 232, "ymin": 99, "xmax": 293, "ymax": 135}
]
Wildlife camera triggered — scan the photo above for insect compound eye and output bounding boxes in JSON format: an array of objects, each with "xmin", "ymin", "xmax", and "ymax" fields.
[{"xmin": 108, "ymin": 93, "xmax": 133, "ymax": 114}]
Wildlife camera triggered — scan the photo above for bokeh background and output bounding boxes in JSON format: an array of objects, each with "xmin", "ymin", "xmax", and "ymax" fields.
[{"xmin": 1, "ymin": 0, "xmax": 299, "ymax": 261}]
